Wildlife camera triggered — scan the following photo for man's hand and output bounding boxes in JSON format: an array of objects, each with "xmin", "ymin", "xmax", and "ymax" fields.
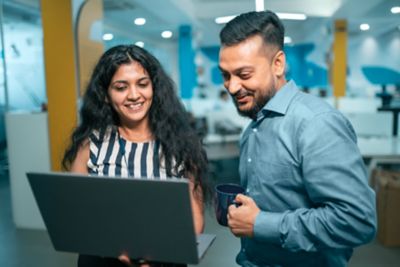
[{"xmin": 227, "ymin": 194, "xmax": 260, "ymax": 237}]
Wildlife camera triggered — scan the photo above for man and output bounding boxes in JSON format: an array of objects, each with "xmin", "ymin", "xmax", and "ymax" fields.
[{"xmin": 218, "ymin": 10, "xmax": 376, "ymax": 267}]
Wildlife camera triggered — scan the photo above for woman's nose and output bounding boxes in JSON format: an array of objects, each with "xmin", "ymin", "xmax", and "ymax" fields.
[{"xmin": 127, "ymin": 87, "xmax": 140, "ymax": 99}]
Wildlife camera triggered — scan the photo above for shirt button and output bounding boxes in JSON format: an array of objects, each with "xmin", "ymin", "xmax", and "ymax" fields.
[
  {"xmin": 248, "ymin": 158, "xmax": 252, "ymax": 163},
  {"xmin": 253, "ymin": 128, "xmax": 258, "ymax": 132},
  {"xmin": 246, "ymin": 188, "xmax": 250, "ymax": 193}
]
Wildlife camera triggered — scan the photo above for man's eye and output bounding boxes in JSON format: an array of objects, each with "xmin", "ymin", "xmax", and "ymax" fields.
[{"xmin": 221, "ymin": 72, "xmax": 230, "ymax": 80}]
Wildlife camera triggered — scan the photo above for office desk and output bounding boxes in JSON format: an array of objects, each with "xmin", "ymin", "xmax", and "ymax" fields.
[
  {"xmin": 204, "ymin": 134, "xmax": 241, "ymax": 184},
  {"xmin": 358, "ymin": 137, "xmax": 400, "ymax": 157},
  {"xmin": 378, "ymin": 106, "xmax": 400, "ymax": 136},
  {"xmin": 204, "ymin": 135, "xmax": 400, "ymax": 158},
  {"xmin": 203, "ymin": 134, "xmax": 400, "ymax": 181},
  {"xmin": 203, "ymin": 134, "xmax": 400, "ymax": 158},
  {"xmin": 203, "ymin": 134, "xmax": 240, "ymax": 161},
  {"xmin": 358, "ymin": 137, "xmax": 400, "ymax": 179}
]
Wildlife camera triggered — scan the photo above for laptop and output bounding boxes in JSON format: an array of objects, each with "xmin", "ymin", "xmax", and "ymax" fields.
[{"xmin": 27, "ymin": 172, "xmax": 215, "ymax": 265}]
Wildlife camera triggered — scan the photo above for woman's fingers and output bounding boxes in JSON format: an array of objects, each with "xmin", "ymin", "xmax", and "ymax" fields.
[{"xmin": 118, "ymin": 253, "xmax": 132, "ymax": 266}]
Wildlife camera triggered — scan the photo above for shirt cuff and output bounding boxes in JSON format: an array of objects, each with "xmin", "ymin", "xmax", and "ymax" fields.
[{"xmin": 253, "ymin": 211, "xmax": 284, "ymax": 245}]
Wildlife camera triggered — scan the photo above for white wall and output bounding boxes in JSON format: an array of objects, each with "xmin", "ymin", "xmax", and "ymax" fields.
[
  {"xmin": 348, "ymin": 30, "xmax": 400, "ymax": 97},
  {"xmin": 2, "ymin": 18, "xmax": 46, "ymax": 111}
]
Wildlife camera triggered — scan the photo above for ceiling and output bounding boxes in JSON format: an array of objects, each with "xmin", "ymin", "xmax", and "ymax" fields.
[
  {"xmin": 3, "ymin": 0, "xmax": 400, "ymax": 47},
  {"xmin": 102, "ymin": 0, "xmax": 400, "ymax": 47}
]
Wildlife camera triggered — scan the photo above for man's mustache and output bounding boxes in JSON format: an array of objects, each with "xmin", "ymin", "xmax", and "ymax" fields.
[{"xmin": 232, "ymin": 89, "xmax": 253, "ymax": 100}]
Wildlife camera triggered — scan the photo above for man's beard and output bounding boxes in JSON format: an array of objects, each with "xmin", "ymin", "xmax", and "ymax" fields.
[{"xmin": 232, "ymin": 87, "xmax": 277, "ymax": 119}]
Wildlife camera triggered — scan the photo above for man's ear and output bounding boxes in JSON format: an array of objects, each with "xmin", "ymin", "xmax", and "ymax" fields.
[{"xmin": 273, "ymin": 50, "xmax": 286, "ymax": 77}]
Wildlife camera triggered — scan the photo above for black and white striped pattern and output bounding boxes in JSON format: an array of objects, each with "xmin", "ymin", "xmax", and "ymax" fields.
[{"xmin": 88, "ymin": 128, "xmax": 170, "ymax": 179}]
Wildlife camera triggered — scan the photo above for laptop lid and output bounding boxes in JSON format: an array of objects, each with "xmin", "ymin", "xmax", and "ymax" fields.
[{"xmin": 27, "ymin": 172, "xmax": 215, "ymax": 264}]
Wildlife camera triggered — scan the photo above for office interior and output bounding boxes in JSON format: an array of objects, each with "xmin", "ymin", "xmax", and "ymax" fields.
[{"xmin": 0, "ymin": 0, "xmax": 400, "ymax": 266}]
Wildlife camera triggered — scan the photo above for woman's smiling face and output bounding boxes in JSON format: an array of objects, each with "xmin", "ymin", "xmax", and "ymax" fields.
[{"xmin": 107, "ymin": 62, "xmax": 153, "ymax": 128}]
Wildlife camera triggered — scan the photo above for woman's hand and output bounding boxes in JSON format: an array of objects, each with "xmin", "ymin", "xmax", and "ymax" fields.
[
  {"xmin": 118, "ymin": 253, "xmax": 150, "ymax": 267},
  {"xmin": 189, "ymin": 179, "xmax": 205, "ymax": 234}
]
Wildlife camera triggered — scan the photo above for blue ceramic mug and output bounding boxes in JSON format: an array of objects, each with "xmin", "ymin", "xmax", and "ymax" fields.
[{"xmin": 215, "ymin": 183, "xmax": 245, "ymax": 226}]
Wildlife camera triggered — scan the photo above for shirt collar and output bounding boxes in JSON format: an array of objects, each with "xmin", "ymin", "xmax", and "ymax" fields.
[{"xmin": 255, "ymin": 80, "xmax": 298, "ymax": 120}]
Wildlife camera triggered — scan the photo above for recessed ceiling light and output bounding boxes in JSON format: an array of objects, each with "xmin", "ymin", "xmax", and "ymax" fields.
[
  {"xmin": 102, "ymin": 33, "xmax": 113, "ymax": 41},
  {"xmin": 284, "ymin": 36, "xmax": 292, "ymax": 44},
  {"xmin": 255, "ymin": 0, "xmax": 264, "ymax": 12},
  {"xmin": 215, "ymin": 15, "xmax": 237, "ymax": 24},
  {"xmin": 391, "ymin": 6, "xmax": 400, "ymax": 14},
  {"xmin": 360, "ymin": 23, "xmax": 370, "ymax": 31},
  {"xmin": 134, "ymin": 18, "xmax": 146, "ymax": 26},
  {"xmin": 277, "ymin": 12, "xmax": 307, "ymax": 20},
  {"xmin": 135, "ymin": 41, "xmax": 144, "ymax": 48},
  {"xmin": 161, "ymin": 30, "xmax": 173, "ymax": 39}
]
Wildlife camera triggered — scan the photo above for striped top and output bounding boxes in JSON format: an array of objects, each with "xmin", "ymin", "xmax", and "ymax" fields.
[{"xmin": 87, "ymin": 127, "xmax": 178, "ymax": 179}]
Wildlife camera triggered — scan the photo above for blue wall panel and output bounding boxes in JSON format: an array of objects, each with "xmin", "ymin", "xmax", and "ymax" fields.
[{"xmin": 178, "ymin": 25, "xmax": 197, "ymax": 99}]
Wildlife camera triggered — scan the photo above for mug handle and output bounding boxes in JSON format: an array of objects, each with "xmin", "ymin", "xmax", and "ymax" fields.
[{"xmin": 232, "ymin": 200, "xmax": 242, "ymax": 207}]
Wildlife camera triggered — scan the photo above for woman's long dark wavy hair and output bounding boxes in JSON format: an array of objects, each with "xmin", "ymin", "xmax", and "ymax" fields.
[{"xmin": 63, "ymin": 44, "xmax": 209, "ymax": 201}]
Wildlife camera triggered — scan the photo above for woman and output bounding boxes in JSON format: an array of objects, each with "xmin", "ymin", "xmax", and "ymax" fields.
[{"xmin": 63, "ymin": 45, "xmax": 209, "ymax": 267}]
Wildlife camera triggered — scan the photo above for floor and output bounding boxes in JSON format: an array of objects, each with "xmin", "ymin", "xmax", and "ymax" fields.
[{"xmin": 1, "ymin": 169, "xmax": 400, "ymax": 267}]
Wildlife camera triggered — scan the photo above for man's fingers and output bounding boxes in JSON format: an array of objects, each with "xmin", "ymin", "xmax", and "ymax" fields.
[
  {"xmin": 228, "ymin": 203, "xmax": 237, "ymax": 213},
  {"xmin": 235, "ymin": 193, "xmax": 251, "ymax": 205},
  {"xmin": 229, "ymin": 224, "xmax": 247, "ymax": 237}
]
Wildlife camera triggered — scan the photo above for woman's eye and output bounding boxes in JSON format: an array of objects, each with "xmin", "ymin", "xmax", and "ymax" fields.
[
  {"xmin": 138, "ymin": 82, "xmax": 149, "ymax": 88},
  {"xmin": 113, "ymin": 85, "xmax": 127, "ymax": 91}
]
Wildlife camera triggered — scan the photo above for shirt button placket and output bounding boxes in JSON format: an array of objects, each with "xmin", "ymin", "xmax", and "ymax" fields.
[{"xmin": 249, "ymin": 128, "xmax": 256, "ymax": 165}]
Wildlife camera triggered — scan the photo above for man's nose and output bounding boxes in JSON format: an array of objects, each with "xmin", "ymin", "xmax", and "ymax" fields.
[{"xmin": 226, "ymin": 77, "xmax": 242, "ymax": 95}]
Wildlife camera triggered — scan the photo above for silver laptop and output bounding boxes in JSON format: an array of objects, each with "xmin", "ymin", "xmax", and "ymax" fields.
[{"xmin": 27, "ymin": 172, "xmax": 215, "ymax": 265}]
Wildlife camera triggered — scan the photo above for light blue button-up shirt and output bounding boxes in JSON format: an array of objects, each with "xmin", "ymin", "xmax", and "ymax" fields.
[{"xmin": 237, "ymin": 81, "xmax": 376, "ymax": 267}]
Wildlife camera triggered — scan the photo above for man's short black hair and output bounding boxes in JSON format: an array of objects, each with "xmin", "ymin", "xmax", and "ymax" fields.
[{"xmin": 219, "ymin": 10, "xmax": 285, "ymax": 50}]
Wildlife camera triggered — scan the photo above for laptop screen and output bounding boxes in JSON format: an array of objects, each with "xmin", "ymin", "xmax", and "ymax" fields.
[{"xmin": 27, "ymin": 172, "xmax": 208, "ymax": 264}]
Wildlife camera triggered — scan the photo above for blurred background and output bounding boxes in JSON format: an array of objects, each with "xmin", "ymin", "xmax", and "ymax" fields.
[{"xmin": 0, "ymin": 0, "xmax": 399, "ymax": 266}]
